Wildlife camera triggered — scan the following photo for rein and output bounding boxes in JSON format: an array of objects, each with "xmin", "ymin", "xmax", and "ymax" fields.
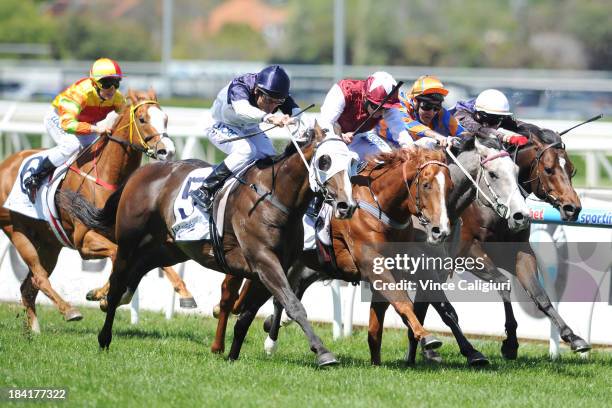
[
  {"xmin": 447, "ymin": 145, "xmax": 512, "ymax": 219},
  {"xmin": 67, "ymin": 99, "xmax": 162, "ymax": 191}
]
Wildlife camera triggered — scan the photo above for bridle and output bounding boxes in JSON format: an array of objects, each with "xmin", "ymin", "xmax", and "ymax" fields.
[
  {"xmin": 107, "ymin": 100, "xmax": 168, "ymax": 159},
  {"xmin": 477, "ymin": 150, "xmax": 513, "ymax": 219},
  {"xmin": 447, "ymin": 145, "xmax": 514, "ymax": 219},
  {"xmin": 403, "ymin": 159, "xmax": 449, "ymax": 226},
  {"xmin": 514, "ymin": 140, "xmax": 574, "ymax": 209}
]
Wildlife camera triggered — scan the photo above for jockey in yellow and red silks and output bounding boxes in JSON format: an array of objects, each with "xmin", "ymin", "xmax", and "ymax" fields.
[
  {"xmin": 377, "ymin": 75, "xmax": 466, "ymax": 149},
  {"xmin": 23, "ymin": 58, "xmax": 126, "ymax": 201}
]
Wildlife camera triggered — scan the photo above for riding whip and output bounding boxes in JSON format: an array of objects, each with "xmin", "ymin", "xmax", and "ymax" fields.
[
  {"xmin": 559, "ymin": 114, "xmax": 603, "ymax": 136},
  {"xmin": 219, "ymin": 103, "xmax": 315, "ymax": 144},
  {"xmin": 351, "ymin": 81, "xmax": 404, "ymax": 136}
]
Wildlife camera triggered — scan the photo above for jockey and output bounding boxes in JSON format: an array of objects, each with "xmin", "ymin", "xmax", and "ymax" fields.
[
  {"xmin": 190, "ymin": 65, "xmax": 301, "ymax": 210},
  {"xmin": 377, "ymin": 75, "xmax": 466, "ymax": 149},
  {"xmin": 23, "ymin": 57, "xmax": 125, "ymax": 201},
  {"xmin": 452, "ymin": 89, "xmax": 529, "ymax": 146},
  {"xmin": 319, "ymin": 71, "xmax": 408, "ymax": 159}
]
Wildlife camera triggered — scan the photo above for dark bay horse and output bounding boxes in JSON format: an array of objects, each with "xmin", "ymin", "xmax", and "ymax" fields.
[
  {"xmin": 61, "ymin": 125, "xmax": 358, "ymax": 366},
  {"xmin": 0, "ymin": 89, "xmax": 192, "ymax": 332},
  {"xmin": 213, "ymin": 146, "xmax": 456, "ymax": 358},
  {"xmin": 407, "ymin": 125, "xmax": 589, "ymax": 363}
]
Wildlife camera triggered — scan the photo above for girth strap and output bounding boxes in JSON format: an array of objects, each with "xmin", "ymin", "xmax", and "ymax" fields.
[{"xmin": 357, "ymin": 199, "xmax": 412, "ymax": 229}]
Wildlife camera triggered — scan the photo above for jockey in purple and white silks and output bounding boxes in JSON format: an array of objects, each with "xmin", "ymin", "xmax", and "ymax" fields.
[
  {"xmin": 191, "ymin": 65, "xmax": 302, "ymax": 210},
  {"xmin": 451, "ymin": 89, "xmax": 529, "ymax": 146}
]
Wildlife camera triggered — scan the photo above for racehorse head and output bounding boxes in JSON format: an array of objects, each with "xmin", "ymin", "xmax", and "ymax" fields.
[
  {"xmin": 307, "ymin": 123, "xmax": 358, "ymax": 219},
  {"xmin": 406, "ymin": 147, "xmax": 453, "ymax": 244},
  {"xmin": 111, "ymin": 89, "xmax": 175, "ymax": 161},
  {"xmin": 369, "ymin": 147, "xmax": 452, "ymax": 244},
  {"xmin": 516, "ymin": 125, "xmax": 581, "ymax": 221},
  {"xmin": 472, "ymin": 135, "xmax": 530, "ymax": 231}
]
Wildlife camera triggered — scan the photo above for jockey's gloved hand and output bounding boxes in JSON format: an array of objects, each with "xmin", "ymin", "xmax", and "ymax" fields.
[
  {"xmin": 93, "ymin": 124, "xmax": 112, "ymax": 136},
  {"xmin": 503, "ymin": 134, "xmax": 528, "ymax": 146},
  {"xmin": 447, "ymin": 136, "xmax": 461, "ymax": 148},
  {"xmin": 264, "ymin": 114, "xmax": 287, "ymax": 127}
]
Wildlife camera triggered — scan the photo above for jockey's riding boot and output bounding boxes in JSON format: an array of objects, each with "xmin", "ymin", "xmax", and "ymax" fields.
[
  {"xmin": 190, "ymin": 162, "xmax": 233, "ymax": 211},
  {"xmin": 23, "ymin": 157, "xmax": 56, "ymax": 203}
]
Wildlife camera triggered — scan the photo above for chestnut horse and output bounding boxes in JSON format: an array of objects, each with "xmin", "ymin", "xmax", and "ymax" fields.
[
  {"xmin": 61, "ymin": 125, "xmax": 359, "ymax": 366},
  {"xmin": 0, "ymin": 89, "xmax": 193, "ymax": 332},
  {"xmin": 213, "ymin": 146, "xmax": 455, "ymax": 357},
  {"xmin": 406, "ymin": 124, "xmax": 589, "ymax": 364}
]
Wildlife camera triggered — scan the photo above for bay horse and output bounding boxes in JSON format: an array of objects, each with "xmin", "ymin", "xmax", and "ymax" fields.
[
  {"xmin": 406, "ymin": 124, "xmax": 589, "ymax": 363},
  {"xmin": 61, "ymin": 124, "xmax": 359, "ymax": 366},
  {"xmin": 213, "ymin": 146, "xmax": 457, "ymax": 358},
  {"xmin": 0, "ymin": 89, "xmax": 193, "ymax": 332}
]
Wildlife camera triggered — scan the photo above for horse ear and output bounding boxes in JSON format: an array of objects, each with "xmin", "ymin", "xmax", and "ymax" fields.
[
  {"xmin": 127, "ymin": 89, "xmax": 138, "ymax": 105},
  {"xmin": 313, "ymin": 120, "xmax": 325, "ymax": 142},
  {"xmin": 147, "ymin": 88, "xmax": 157, "ymax": 101}
]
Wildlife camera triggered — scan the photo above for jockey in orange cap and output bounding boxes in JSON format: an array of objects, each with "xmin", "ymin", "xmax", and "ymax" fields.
[
  {"xmin": 377, "ymin": 75, "xmax": 466, "ymax": 150},
  {"xmin": 22, "ymin": 58, "xmax": 125, "ymax": 202}
]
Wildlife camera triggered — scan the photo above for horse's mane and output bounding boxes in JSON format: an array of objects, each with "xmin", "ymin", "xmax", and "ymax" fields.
[
  {"xmin": 255, "ymin": 127, "xmax": 317, "ymax": 169},
  {"xmin": 368, "ymin": 146, "xmax": 445, "ymax": 171},
  {"xmin": 455, "ymin": 133, "xmax": 503, "ymax": 153},
  {"xmin": 516, "ymin": 123, "xmax": 562, "ymax": 144}
]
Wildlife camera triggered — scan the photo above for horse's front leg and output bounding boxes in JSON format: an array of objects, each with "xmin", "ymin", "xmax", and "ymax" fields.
[
  {"xmin": 230, "ymin": 248, "xmax": 337, "ymax": 367},
  {"xmin": 514, "ymin": 248, "xmax": 591, "ymax": 353}
]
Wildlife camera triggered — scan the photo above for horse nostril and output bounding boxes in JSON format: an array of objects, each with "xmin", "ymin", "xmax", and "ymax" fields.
[
  {"xmin": 336, "ymin": 202, "xmax": 348, "ymax": 211},
  {"xmin": 431, "ymin": 226, "xmax": 441, "ymax": 237},
  {"xmin": 513, "ymin": 212, "xmax": 524, "ymax": 221},
  {"xmin": 563, "ymin": 204, "xmax": 576, "ymax": 215},
  {"xmin": 157, "ymin": 149, "xmax": 167, "ymax": 157}
]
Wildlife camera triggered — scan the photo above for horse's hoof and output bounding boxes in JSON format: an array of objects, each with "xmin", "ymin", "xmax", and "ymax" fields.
[
  {"xmin": 264, "ymin": 336, "xmax": 277, "ymax": 356},
  {"xmin": 263, "ymin": 315, "xmax": 273, "ymax": 333},
  {"xmin": 210, "ymin": 346, "xmax": 224, "ymax": 355},
  {"xmin": 570, "ymin": 337, "xmax": 591, "ymax": 353},
  {"xmin": 501, "ymin": 338, "xmax": 519, "ymax": 360},
  {"xmin": 420, "ymin": 335, "xmax": 443, "ymax": 350},
  {"xmin": 99, "ymin": 299, "xmax": 108, "ymax": 313},
  {"xmin": 86, "ymin": 289, "xmax": 98, "ymax": 301},
  {"xmin": 64, "ymin": 309, "xmax": 83, "ymax": 322},
  {"xmin": 317, "ymin": 351, "xmax": 339, "ymax": 367},
  {"xmin": 421, "ymin": 348, "xmax": 443, "ymax": 363},
  {"xmin": 212, "ymin": 304, "xmax": 221, "ymax": 319},
  {"xmin": 98, "ymin": 335, "xmax": 111, "ymax": 350},
  {"xmin": 179, "ymin": 297, "xmax": 198, "ymax": 309},
  {"xmin": 467, "ymin": 351, "xmax": 490, "ymax": 367}
]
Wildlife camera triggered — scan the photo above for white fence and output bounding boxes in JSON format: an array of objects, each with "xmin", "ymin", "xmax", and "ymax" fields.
[{"xmin": 1, "ymin": 100, "xmax": 611, "ymax": 186}]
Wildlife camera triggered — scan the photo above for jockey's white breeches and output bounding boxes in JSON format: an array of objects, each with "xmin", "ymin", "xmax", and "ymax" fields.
[
  {"xmin": 44, "ymin": 109, "xmax": 98, "ymax": 166},
  {"xmin": 207, "ymin": 122, "xmax": 277, "ymax": 172}
]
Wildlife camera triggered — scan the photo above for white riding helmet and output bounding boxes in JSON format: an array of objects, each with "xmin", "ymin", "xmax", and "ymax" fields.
[{"xmin": 474, "ymin": 89, "xmax": 512, "ymax": 116}]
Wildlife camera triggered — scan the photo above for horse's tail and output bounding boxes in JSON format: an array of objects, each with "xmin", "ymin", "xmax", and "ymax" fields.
[{"xmin": 58, "ymin": 185, "xmax": 125, "ymax": 237}]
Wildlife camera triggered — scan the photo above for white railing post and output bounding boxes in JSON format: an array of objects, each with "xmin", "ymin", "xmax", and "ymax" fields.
[
  {"xmin": 331, "ymin": 280, "xmax": 342, "ymax": 339},
  {"xmin": 342, "ymin": 283, "xmax": 356, "ymax": 337},
  {"xmin": 130, "ymin": 288, "xmax": 140, "ymax": 325}
]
